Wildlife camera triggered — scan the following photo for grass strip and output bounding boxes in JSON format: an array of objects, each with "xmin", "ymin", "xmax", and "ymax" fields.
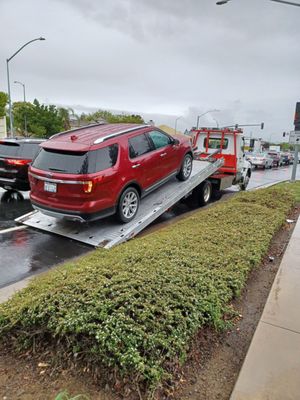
[{"xmin": 0, "ymin": 184, "xmax": 298, "ymax": 388}]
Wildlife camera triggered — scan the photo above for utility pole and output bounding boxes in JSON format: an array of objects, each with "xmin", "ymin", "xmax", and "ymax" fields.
[
  {"xmin": 14, "ymin": 81, "xmax": 27, "ymax": 135},
  {"xmin": 290, "ymin": 102, "xmax": 300, "ymax": 182}
]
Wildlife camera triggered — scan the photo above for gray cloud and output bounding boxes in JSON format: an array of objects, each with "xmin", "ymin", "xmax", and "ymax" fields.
[{"xmin": 1, "ymin": 0, "xmax": 300, "ymax": 142}]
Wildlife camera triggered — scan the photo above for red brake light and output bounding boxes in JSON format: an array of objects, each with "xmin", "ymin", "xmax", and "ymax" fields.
[
  {"xmin": 6, "ymin": 159, "xmax": 31, "ymax": 166},
  {"xmin": 82, "ymin": 176, "xmax": 103, "ymax": 193},
  {"xmin": 83, "ymin": 181, "xmax": 93, "ymax": 193}
]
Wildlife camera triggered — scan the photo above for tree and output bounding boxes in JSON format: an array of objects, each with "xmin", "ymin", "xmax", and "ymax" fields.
[
  {"xmin": 82, "ymin": 109, "xmax": 144, "ymax": 125},
  {"xmin": 0, "ymin": 92, "xmax": 8, "ymax": 118},
  {"xmin": 13, "ymin": 99, "xmax": 65, "ymax": 138}
]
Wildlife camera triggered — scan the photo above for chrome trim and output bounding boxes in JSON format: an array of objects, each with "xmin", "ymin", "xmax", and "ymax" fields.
[
  {"xmin": 0, "ymin": 177, "xmax": 16, "ymax": 183},
  {"xmin": 29, "ymin": 172, "xmax": 90, "ymax": 185},
  {"xmin": 32, "ymin": 204, "xmax": 86, "ymax": 222},
  {"xmin": 94, "ymin": 125, "xmax": 149, "ymax": 144},
  {"xmin": 144, "ymin": 171, "xmax": 177, "ymax": 193}
]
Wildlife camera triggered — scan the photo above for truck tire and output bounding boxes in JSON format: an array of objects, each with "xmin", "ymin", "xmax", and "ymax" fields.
[
  {"xmin": 117, "ymin": 187, "xmax": 140, "ymax": 223},
  {"xmin": 177, "ymin": 154, "xmax": 193, "ymax": 181},
  {"xmin": 195, "ymin": 180, "xmax": 212, "ymax": 206},
  {"xmin": 239, "ymin": 171, "xmax": 251, "ymax": 191}
]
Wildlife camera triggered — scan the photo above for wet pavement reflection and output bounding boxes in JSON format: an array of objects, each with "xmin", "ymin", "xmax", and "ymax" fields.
[
  {"xmin": 0, "ymin": 165, "xmax": 299, "ymax": 288},
  {"xmin": 0, "ymin": 190, "xmax": 91, "ymax": 288}
]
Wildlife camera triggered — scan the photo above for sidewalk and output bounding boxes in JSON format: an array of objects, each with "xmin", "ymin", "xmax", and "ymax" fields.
[{"xmin": 230, "ymin": 216, "xmax": 300, "ymax": 400}]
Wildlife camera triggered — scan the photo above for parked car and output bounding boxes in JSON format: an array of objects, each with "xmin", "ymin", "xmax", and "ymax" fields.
[
  {"xmin": 0, "ymin": 138, "xmax": 44, "ymax": 191},
  {"xmin": 246, "ymin": 152, "xmax": 273, "ymax": 169},
  {"xmin": 280, "ymin": 152, "xmax": 293, "ymax": 166},
  {"xmin": 267, "ymin": 151, "xmax": 283, "ymax": 167},
  {"xmin": 29, "ymin": 123, "xmax": 193, "ymax": 223}
]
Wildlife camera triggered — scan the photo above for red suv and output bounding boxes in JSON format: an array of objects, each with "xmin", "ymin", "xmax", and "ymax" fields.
[{"xmin": 29, "ymin": 123, "xmax": 193, "ymax": 223}]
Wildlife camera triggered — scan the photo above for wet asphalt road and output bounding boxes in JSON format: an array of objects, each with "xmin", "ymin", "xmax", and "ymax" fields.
[{"xmin": 0, "ymin": 164, "xmax": 299, "ymax": 288}]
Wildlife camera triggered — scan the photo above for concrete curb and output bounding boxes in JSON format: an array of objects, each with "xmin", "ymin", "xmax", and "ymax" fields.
[
  {"xmin": 230, "ymin": 216, "xmax": 300, "ymax": 400},
  {"xmin": 0, "ymin": 276, "xmax": 33, "ymax": 304}
]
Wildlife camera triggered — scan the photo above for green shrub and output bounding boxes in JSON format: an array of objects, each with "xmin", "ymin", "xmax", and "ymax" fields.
[{"xmin": 0, "ymin": 186, "xmax": 295, "ymax": 388}]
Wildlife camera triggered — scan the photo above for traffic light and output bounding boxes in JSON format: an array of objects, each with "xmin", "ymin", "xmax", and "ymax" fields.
[
  {"xmin": 261, "ymin": 122, "xmax": 264, "ymax": 130},
  {"xmin": 294, "ymin": 102, "xmax": 300, "ymax": 131}
]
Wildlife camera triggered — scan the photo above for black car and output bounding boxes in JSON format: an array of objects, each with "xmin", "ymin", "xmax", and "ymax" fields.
[{"xmin": 0, "ymin": 138, "xmax": 44, "ymax": 191}]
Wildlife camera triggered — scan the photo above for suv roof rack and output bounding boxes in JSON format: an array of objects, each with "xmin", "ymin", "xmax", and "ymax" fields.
[
  {"xmin": 49, "ymin": 123, "xmax": 107, "ymax": 140},
  {"xmin": 94, "ymin": 125, "xmax": 149, "ymax": 144}
]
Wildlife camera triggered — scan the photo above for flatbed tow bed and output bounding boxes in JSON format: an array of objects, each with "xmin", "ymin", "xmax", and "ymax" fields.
[{"xmin": 15, "ymin": 158, "xmax": 223, "ymax": 249}]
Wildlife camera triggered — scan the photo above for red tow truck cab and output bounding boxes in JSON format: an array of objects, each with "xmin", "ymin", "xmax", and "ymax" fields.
[{"xmin": 190, "ymin": 127, "xmax": 252, "ymax": 191}]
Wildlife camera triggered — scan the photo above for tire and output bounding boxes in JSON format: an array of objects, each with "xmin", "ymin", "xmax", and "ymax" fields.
[
  {"xmin": 117, "ymin": 187, "xmax": 140, "ymax": 223},
  {"xmin": 177, "ymin": 153, "xmax": 193, "ymax": 181},
  {"xmin": 194, "ymin": 180, "xmax": 212, "ymax": 206},
  {"xmin": 1, "ymin": 190, "xmax": 24, "ymax": 203},
  {"xmin": 239, "ymin": 173, "xmax": 250, "ymax": 191}
]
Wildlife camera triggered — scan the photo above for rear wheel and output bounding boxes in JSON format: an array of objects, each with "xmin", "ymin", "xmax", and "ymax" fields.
[
  {"xmin": 117, "ymin": 187, "xmax": 140, "ymax": 223},
  {"xmin": 1, "ymin": 190, "xmax": 24, "ymax": 203},
  {"xmin": 177, "ymin": 154, "xmax": 193, "ymax": 181},
  {"xmin": 195, "ymin": 180, "xmax": 212, "ymax": 206}
]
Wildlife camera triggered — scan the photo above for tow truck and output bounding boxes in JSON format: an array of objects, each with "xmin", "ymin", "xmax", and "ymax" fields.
[
  {"xmin": 189, "ymin": 126, "xmax": 252, "ymax": 202},
  {"xmin": 15, "ymin": 127, "xmax": 251, "ymax": 249}
]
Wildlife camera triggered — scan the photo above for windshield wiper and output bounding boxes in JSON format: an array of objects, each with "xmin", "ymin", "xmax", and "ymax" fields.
[{"xmin": 48, "ymin": 167, "xmax": 66, "ymax": 172}]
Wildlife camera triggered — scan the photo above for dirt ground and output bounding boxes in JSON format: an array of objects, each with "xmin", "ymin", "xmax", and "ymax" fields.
[{"xmin": 0, "ymin": 205, "xmax": 299, "ymax": 400}]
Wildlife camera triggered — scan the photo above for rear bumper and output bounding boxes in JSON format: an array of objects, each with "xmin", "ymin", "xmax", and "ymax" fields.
[
  {"xmin": 0, "ymin": 177, "xmax": 30, "ymax": 191},
  {"xmin": 31, "ymin": 201, "xmax": 116, "ymax": 222}
]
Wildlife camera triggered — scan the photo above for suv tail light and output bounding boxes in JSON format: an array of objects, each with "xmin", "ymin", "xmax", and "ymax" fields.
[
  {"xmin": 83, "ymin": 181, "xmax": 93, "ymax": 193},
  {"xmin": 6, "ymin": 159, "xmax": 31, "ymax": 166},
  {"xmin": 82, "ymin": 176, "xmax": 103, "ymax": 193}
]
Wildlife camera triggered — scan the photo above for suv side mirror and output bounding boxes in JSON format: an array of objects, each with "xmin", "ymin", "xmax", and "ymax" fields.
[{"xmin": 172, "ymin": 138, "xmax": 180, "ymax": 145}]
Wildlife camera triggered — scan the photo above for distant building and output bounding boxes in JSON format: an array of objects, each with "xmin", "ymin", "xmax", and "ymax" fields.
[
  {"xmin": 158, "ymin": 124, "xmax": 183, "ymax": 136},
  {"xmin": 0, "ymin": 117, "xmax": 7, "ymax": 138}
]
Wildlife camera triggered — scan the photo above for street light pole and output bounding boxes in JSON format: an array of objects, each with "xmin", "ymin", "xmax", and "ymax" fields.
[
  {"xmin": 217, "ymin": 0, "xmax": 300, "ymax": 6},
  {"xmin": 196, "ymin": 109, "xmax": 220, "ymax": 129},
  {"xmin": 6, "ymin": 37, "xmax": 45, "ymax": 137},
  {"xmin": 14, "ymin": 80, "xmax": 27, "ymax": 135}
]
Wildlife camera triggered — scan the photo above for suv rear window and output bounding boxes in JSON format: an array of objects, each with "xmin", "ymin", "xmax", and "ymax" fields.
[
  {"xmin": 32, "ymin": 144, "xmax": 119, "ymax": 174},
  {"xmin": 0, "ymin": 142, "xmax": 20, "ymax": 157}
]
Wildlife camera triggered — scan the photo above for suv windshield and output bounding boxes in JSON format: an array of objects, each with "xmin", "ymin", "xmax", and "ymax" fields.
[{"xmin": 32, "ymin": 145, "xmax": 119, "ymax": 174}]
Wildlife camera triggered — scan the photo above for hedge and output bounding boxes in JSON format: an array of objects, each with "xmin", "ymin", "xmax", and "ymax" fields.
[{"xmin": 0, "ymin": 185, "xmax": 296, "ymax": 388}]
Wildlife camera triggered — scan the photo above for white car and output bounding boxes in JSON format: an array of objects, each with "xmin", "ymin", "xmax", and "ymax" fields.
[{"xmin": 246, "ymin": 152, "xmax": 273, "ymax": 169}]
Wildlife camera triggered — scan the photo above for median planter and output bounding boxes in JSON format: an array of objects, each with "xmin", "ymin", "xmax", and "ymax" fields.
[{"xmin": 0, "ymin": 186, "xmax": 296, "ymax": 393}]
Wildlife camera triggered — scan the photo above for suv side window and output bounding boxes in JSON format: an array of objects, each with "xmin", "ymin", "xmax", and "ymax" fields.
[
  {"xmin": 129, "ymin": 134, "xmax": 153, "ymax": 159},
  {"xmin": 148, "ymin": 130, "xmax": 172, "ymax": 149},
  {"xmin": 93, "ymin": 144, "xmax": 119, "ymax": 172}
]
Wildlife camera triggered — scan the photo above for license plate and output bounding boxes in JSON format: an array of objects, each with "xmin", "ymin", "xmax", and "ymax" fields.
[{"xmin": 44, "ymin": 181, "xmax": 57, "ymax": 193}]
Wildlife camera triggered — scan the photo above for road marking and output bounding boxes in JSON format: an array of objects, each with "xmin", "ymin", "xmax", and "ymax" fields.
[{"xmin": 0, "ymin": 225, "xmax": 28, "ymax": 234}]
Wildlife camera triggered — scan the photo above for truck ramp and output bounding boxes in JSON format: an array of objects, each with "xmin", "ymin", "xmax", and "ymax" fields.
[{"xmin": 15, "ymin": 159, "xmax": 222, "ymax": 248}]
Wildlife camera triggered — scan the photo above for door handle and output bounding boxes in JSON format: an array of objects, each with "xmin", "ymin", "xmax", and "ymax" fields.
[
  {"xmin": 160, "ymin": 153, "xmax": 167, "ymax": 157},
  {"xmin": 132, "ymin": 164, "xmax": 141, "ymax": 169}
]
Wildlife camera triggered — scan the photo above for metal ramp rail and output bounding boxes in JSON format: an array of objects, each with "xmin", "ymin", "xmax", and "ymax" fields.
[{"xmin": 15, "ymin": 159, "xmax": 223, "ymax": 249}]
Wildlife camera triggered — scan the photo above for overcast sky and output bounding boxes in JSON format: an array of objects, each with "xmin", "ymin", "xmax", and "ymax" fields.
[{"xmin": 1, "ymin": 0, "xmax": 300, "ymax": 141}]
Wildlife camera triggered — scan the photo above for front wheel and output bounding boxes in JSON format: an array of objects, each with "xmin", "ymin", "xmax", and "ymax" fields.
[
  {"xmin": 117, "ymin": 187, "xmax": 140, "ymax": 223},
  {"xmin": 239, "ymin": 173, "xmax": 250, "ymax": 191},
  {"xmin": 177, "ymin": 154, "xmax": 193, "ymax": 181}
]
